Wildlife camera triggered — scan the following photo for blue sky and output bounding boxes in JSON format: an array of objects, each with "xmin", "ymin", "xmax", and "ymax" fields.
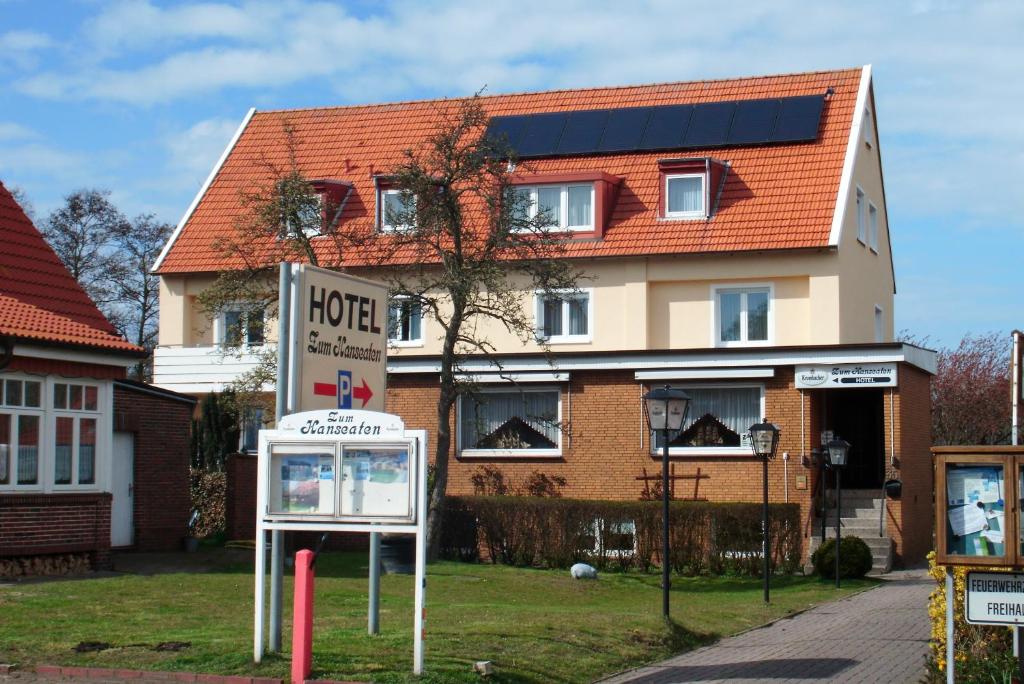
[{"xmin": 0, "ymin": 0, "xmax": 1020, "ymax": 347}]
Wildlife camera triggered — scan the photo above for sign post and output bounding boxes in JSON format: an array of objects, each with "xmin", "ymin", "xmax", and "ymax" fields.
[{"xmin": 253, "ymin": 410, "xmax": 427, "ymax": 674}]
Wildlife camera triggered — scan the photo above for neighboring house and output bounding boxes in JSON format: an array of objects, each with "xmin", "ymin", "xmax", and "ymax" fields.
[
  {"xmin": 0, "ymin": 182, "xmax": 194, "ymax": 573},
  {"xmin": 153, "ymin": 66, "xmax": 934, "ymax": 568}
]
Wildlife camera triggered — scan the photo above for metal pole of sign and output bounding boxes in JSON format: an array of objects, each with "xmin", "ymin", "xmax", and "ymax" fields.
[
  {"xmin": 254, "ymin": 523, "xmax": 266, "ymax": 662},
  {"xmin": 368, "ymin": 531, "xmax": 381, "ymax": 635},
  {"xmin": 946, "ymin": 567, "xmax": 954, "ymax": 684},
  {"xmin": 413, "ymin": 433, "xmax": 428, "ymax": 675},
  {"xmin": 269, "ymin": 263, "xmax": 292, "ymax": 654}
]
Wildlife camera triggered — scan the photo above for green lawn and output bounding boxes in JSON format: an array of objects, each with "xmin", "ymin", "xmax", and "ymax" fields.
[{"xmin": 0, "ymin": 549, "xmax": 875, "ymax": 683}]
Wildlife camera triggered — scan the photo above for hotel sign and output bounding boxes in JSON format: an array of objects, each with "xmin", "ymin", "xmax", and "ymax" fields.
[{"xmin": 795, "ymin": 363, "xmax": 897, "ymax": 389}]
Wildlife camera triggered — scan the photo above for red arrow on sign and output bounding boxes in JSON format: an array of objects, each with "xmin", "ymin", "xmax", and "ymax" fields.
[
  {"xmin": 352, "ymin": 378, "xmax": 373, "ymax": 408},
  {"xmin": 313, "ymin": 382, "xmax": 336, "ymax": 397}
]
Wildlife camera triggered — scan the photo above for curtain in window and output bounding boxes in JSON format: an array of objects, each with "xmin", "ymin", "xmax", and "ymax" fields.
[
  {"xmin": 747, "ymin": 291, "xmax": 769, "ymax": 341},
  {"xmin": 568, "ymin": 297, "xmax": 588, "ymax": 335},
  {"xmin": 567, "ymin": 185, "xmax": 591, "ymax": 228},
  {"xmin": 461, "ymin": 391, "xmax": 559, "ymax": 449},
  {"xmin": 654, "ymin": 387, "xmax": 760, "ymax": 449},
  {"xmin": 223, "ymin": 310, "xmax": 242, "ymax": 346},
  {"xmin": 719, "ymin": 292, "xmax": 742, "ymax": 341},
  {"xmin": 55, "ymin": 416, "xmax": 73, "ymax": 485},
  {"xmin": 543, "ymin": 298, "xmax": 562, "ymax": 337},
  {"xmin": 17, "ymin": 414, "xmax": 38, "ymax": 484},
  {"xmin": 668, "ymin": 176, "xmax": 702, "ymax": 214},
  {"xmin": 0, "ymin": 413, "xmax": 9, "ymax": 485},
  {"xmin": 537, "ymin": 187, "xmax": 561, "ymax": 228},
  {"xmin": 79, "ymin": 418, "xmax": 96, "ymax": 484}
]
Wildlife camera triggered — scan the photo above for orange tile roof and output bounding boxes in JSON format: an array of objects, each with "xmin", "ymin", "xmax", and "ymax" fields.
[
  {"xmin": 157, "ymin": 68, "xmax": 862, "ymax": 274},
  {"xmin": 0, "ymin": 182, "xmax": 144, "ymax": 354}
]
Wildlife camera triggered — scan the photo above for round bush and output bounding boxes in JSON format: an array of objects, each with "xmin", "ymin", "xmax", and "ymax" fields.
[{"xmin": 811, "ymin": 536, "xmax": 873, "ymax": 579}]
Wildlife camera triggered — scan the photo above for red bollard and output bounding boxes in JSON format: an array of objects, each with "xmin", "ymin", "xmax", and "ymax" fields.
[{"xmin": 291, "ymin": 549, "xmax": 314, "ymax": 684}]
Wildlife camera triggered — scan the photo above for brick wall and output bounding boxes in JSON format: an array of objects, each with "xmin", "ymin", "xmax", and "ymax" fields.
[
  {"xmin": 0, "ymin": 493, "xmax": 112, "ymax": 568},
  {"xmin": 7, "ymin": 355, "xmax": 126, "ymax": 379},
  {"xmin": 113, "ymin": 385, "xmax": 193, "ymax": 551},
  {"xmin": 889, "ymin": 364, "xmax": 933, "ymax": 565},
  {"xmin": 226, "ymin": 453, "xmax": 257, "ymax": 541}
]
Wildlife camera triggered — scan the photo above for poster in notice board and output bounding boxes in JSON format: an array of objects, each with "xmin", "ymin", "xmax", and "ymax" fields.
[
  {"xmin": 946, "ymin": 464, "xmax": 1005, "ymax": 557},
  {"xmin": 270, "ymin": 451, "xmax": 336, "ymax": 515},
  {"xmin": 340, "ymin": 446, "xmax": 412, "ymax": 519}
]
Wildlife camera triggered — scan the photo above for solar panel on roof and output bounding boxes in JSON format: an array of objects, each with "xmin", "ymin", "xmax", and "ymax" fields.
[
  {"xmin": 769, "ymin": 95, "xmax": 825, "ymax": 143},
  {"xmin": 637, "ymin": 105, "xmax": 693, "ymax": 151},
  {"xmin": 727, "ymin": 99, "xmax": 780, "ymax": 145},
  {"xmin": 556, "ymin": 110, "xmax": 609, "ymax": 155},
  {"xmin": 516, "ymin": 112, "xmax": 568, "ymax": 157},
  {"xmin": 597, "ymin": 107, "xmax": 652, "ymax": 152},
  {"xmin": 683, "ymin": 102, "xmax": 735, "ymax": 148},
  {"xmin": 485, "ymin": 115, "xmax": 531, "ymax": 149}
]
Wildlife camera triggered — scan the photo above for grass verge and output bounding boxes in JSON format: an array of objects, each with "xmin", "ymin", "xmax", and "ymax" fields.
[{"xmin": 0, "ymin": 549, "xmax": 876, "ymax": 683}]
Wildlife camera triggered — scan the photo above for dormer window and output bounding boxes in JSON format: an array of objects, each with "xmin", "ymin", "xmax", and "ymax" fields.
[
  {"xmin": 380, "ymin": 188, "xmax": 415, "ymax": 232},
  {"xmin": 513, "ymin": 184, "xmax": 595, "ymax": 232},
  {"xmin": 665, "ymin": 174, "xmax": 705, "ymax": 218}
]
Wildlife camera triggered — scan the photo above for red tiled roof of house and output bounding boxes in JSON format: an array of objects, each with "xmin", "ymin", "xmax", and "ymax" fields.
[
  {"xmin": 0, "ymin": 182, "xmax": 144, "ymax": 354},
  {"xmin": 156, "ymin": 67, "xmax": 863, "ymax": 274}
]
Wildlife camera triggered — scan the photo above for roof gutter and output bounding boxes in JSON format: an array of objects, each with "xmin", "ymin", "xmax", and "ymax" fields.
[{"xmin": 152, "ymin": 107, "xmax": 257, "ymax": 274}]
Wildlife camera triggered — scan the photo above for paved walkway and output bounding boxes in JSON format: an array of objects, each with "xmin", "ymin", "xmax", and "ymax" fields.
[{"xmin": 599, "ymin": 568, "xmax": 933, "ymax": 684}]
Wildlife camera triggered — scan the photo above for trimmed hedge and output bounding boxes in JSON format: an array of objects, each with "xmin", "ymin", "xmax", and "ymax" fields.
[{"xmin": 441, "ymin": 496, "xmax": 802, "ymax": 576}]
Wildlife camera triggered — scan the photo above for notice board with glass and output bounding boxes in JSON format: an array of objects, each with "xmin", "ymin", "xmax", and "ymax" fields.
[
  {"xmin": 935, "ymin": 451, "xmax": 1018, "ymax": 566},
  {"xmin": 266, "ymin": 440, "xmax": 417, "ymax": 523}
]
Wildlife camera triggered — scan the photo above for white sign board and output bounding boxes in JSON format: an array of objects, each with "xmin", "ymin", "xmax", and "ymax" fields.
[
  {"xmin": 259, "ymin": 410, "xmax": 417, "ymax": 523},
  {"xmin": 795, "ymin": 363, "xmax": 898, "ymax": 389},
  {"xmin": 292, "ymin": 264, "xmax": 387, "ymax": 412},
  {"xmin": 966, "ymin": 571, "xmax": 1024, "ymax": 625}
]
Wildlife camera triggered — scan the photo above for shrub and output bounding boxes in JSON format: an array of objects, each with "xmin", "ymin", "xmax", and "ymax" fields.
[
  {"xmin": 441, "ymin": 495, "xmax": 802, "ymax": 576},
  {"xmin": 811, "ymin": 536, "xmax": 873, "ymax": 579},
  {"xmin": 189, "ymin": 468, "xmax": 226, "ymax": 538}
]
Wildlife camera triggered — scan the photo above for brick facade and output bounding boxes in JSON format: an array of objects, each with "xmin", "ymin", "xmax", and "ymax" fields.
[
  {"xmin": 226, "ymin": 453, "xmax": 257, "ymax": 541},
  {"xmin": 0, "ymin": 493, "xmax": 113, "ymax": 568},
  {"xmin": 113, "ymin": 384, "xmax": 194, "ymax": 551}
]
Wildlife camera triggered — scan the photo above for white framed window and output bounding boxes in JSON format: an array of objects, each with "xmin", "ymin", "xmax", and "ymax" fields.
[
  {"xmin": 0, "ymin": 377, "xmax": 44, "ymax": 488},
  {"xmin": 240, "ymin": 407, "xmax": 265, "ymax": 454},
  {"xmin": 52, "ymin": 382, "xmax": 100, "ymax": 487},
  {"xmin": 875, "ymin": 305, "xmax": 884, "ymax": 343},
  {"xmin": 458, "ymin": 387, "xmax": 561, "ymax": 457},
  {"xmin": 713, "ymin": 285, "xmax": 772, "ymax": 347},
  {"xmin": 535, "ymin": 289, "xmax": 591, "ymax": 343},
  {"xmin": 512, "ymin": 183, "xmax": 594, "ymax": 232},
  {"xmin": 855, "ymin": 187, "xmax": 866, "ymax": 244},
  {"xmin": 277, "ymin": 182, "xmax": 324, "ymax": 239},
  {"xmin": 380, "ymin": 188, "xmax": 415, "ymax": 232},
  {"xmin": 863, "ymin": 108, "xmax": 874, "ymax": 148},
  {"xmin": 868, "ymin": 202, "xmax": 879, "ymax": 252},
  {"xmin": 0, "ymin": 375, "xmax": 108, "ymax": 492},
  {"xmin": 388, "ymin": 297, "xmax": 423, "ymax": 346},
  {"xmin": 664, "ymin": 173, "xmax": 705, "ymax": 219},
  {"xmin": 216, "ymin": 305, "xmax": 265, "ymax": 347},
  {"xmin": 650, "ymin": 384, "xmax": 765, "ymax": 456}
]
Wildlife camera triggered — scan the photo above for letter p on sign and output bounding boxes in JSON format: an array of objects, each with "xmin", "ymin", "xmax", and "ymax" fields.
[{"xmin": 337, "ymin": 370, "xmax": 352, "ymax": 409}]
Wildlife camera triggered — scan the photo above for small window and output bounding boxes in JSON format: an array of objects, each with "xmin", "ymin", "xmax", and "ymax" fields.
[
  {"xmin": 240, "ymin": 408, "xmax": 265, "ymax": 454},
  {"xmin": 219, "ymin": 306, "xmax": 265, "ymax": 347},
  {"xmin": 651, "ymin": 385, "xmax": 764, "ymax": 454},
  {"xmin": 380, "ymin": 188, "xmax": 415, "ymax": 232},
  {"xmin": 277, "ymin": 181, "xmax": 323, "ymax": 239},
  {"xmin": 863, "ymin": 108, "xmax": 874, "ymax": 147},
  {"xmin": 875, "ymin": 305, "xmax": 884, "ymax": 343},
  {"xmin": 856, "ymin": 188, "xmax": 866, "ymax": 244},
  {"xmin": 868, "ymin": 202, "xmax": 879, "ymax": 252},
  {"xmin": 536, "ymin": 290, "xmax": 590, "ymax": 343},
  {"xmin": 665, "ymin": 174, "xmax": 705, "ymax": 219},
  {"xmin": 512, "ymin": 184, "xmax": 594, "ymax": 232},
  {"xmin": 388, "ymin": 297, "xmax": 423, "ymax": 346},
  {"xmin": 459, "ymin": 388, "xmax": 561, "ymax": 456},
  {"xmin": 715, "ymin": 286, "xmax": 771, "ymax": 346}
]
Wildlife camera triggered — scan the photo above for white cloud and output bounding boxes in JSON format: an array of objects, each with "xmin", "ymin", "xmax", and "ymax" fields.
[
  {"xmin": 165, "ymin": 115, "xmax": 241, "ymax": 185},
  {"xmin": 0, "ymin": 122, "xmax": 37, "ymax": 141},
  {"xmin": 0, "ymin": 29, "xmax": 53, "ymax": 69}
]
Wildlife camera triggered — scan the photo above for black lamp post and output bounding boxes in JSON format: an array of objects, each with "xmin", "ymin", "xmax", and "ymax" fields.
[
  {"xmin": 826, "ymin": 438, "xmax": 850, "ymax": 589},
  {"xmin": 642, "ymin": 385, "xmax": 690, "ymax": 620},
  {"xmin": 749, "ymin": 419, "xmax": 781, "ymax": 603}
]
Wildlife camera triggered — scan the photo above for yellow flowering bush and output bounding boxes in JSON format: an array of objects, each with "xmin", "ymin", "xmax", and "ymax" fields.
[{"xmin": 927, "ymin": 551, "xmax": 1014, "ymax": 680}]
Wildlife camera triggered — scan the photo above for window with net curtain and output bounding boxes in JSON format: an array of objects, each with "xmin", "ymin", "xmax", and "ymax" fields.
[
  {"xmin": 0, "ymin": 378, "xmax": 42, "ymax": 487},
  {"xmin": 388, "ymin": 298, "xmax": 422, "ymax": 343},
  {"xmin": 540, "ymin": 291, "xmax": 588, "ymax": 340},
  {"xmin": 666, "ymin": 174, "xmax": 704, "ymax": 217},
  {"xmin": 53, "ymin": 382, "xmax": 98, "ymax": 486},
  {"xmin": 460, "ymin": 389, "xmax": 560, "ymax": 452},
  {"xmin": 512, "ymin": 184, "xmax": 593, "ymax": 231},
  {"xmin": 651, "ymin": 386, "xmax": 762, "ymax": 451},
  {"xmin": 717, "ymin": 287, "xmax": 770, "ymax": 344}
]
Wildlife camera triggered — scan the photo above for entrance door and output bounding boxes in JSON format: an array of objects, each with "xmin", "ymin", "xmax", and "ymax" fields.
[
  {"xmin": 111, "ymin": 432, "xmax": 134, "ymax": 547},
  {"xmin": 823, "ymin": 389, "xmax": 885, "ymax": 489}
]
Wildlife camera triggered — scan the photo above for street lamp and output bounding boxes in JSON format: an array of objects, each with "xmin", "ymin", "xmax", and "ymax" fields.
[
  {"xmin": 749, "ymin": 419, "xmax": 781, "ymax": 603},
  {"xmin": 643, "ymin": 385, "xmax": 690, "ymax": 620},
  {"xmin": 826, "ymin": 438, "xmax": 850, "ymax": 589}
]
